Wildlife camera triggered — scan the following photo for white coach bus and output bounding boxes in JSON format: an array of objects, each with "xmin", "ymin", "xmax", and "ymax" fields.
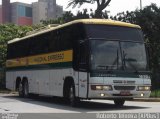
[{"xmin": 6, "ymin": 19, "xmax": 151, "ymax": 106}]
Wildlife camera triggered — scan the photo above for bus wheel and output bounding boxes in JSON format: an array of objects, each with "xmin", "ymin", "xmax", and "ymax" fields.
[
  {"xmin": 18, "ymin": 82, "xmax": 24, "ymax": 97},
  {"xmin": 114, "ymin": 99, "xmax": 125, "ymax": 107},
  {"xmin": 69, "ymin": 84, "xmax": 79, "ymax": 107},
  {"xmin": 23, "ymin": 80, "xmax": 29, "ymax": 98}
]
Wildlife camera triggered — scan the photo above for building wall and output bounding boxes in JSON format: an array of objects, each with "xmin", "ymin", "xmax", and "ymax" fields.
[
  {"xmin": 0, "ymin": 0, "xmax": 63, "ymax": 25},
  {"xmin": 47, "ymin": 0, "xmax": 56, "ymax": 20},
  {"xmin": 2, "ymin": 0, "xmax": 11, "ymax": 23},
  {"xmin": 32, "ymin": 0, "xmax": 63, "ymax": 25},
  {"xmin": 11, "ymin": 2, "xmax": 32, "ymax": 25},
  {"xmin": 56, "ymin": 5, "xmax": 63, "ymax": 18},
  {"xmin": 18, "ymin": 17, "xmax": 32, "ymax": 25},
  {"xmin": 32, "ymin": 2, "xmax": 48, "ymax": 24},
  {"xmin": 11, "ymin": 3, "xmax": 18, "ymax": 24},
  {"xmin": 0, "ymin": 6, "xmax": 2, "ymax": 23}
]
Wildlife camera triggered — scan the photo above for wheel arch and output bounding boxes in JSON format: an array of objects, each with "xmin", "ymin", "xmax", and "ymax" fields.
[
  {"xmin": 22, "ymin": 77, "xmax": 28, "ymax": 85},
  {"xmin": 15, "ymin": 77, "xmax": 21, "ymax": 91}
]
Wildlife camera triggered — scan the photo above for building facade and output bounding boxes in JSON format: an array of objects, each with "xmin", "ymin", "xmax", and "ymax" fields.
[
  {"xmin": 11, "ymin": 2, "xmax": 32, "ymax": 25},
  {"xmin": 0, "ymin": 0, "xmax": 63, "ymax": 25},
  {"xmin": 2, "ymin": 0, "xmax": 11, "ymax": 23},
  {"xmin": 32, "ymin": 0, "xmax": 63, "ymax": 24},
  {"xmin": 56, "ymin": 5, "xmax": 63, "ymax": 18},
  {"xmin": 0, "ymin": 6, "xmax": 2, "ymax": 23},
  {"xmin": 32, "ymin": 1, "xmax": 48, "ymax": 24}
]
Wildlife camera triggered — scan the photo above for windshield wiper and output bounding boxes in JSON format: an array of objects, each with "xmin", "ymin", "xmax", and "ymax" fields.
[
  {"xmin": 122, "ymin": 51, "xmax": 139, "ymax": 73},
  {"xmin": 127, "ymin": 61, "xmax": 139, "ymax": 73}
]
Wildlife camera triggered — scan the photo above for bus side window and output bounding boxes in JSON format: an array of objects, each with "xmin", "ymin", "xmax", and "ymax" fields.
[
  {"xmin": 29, "ymin": 37, "xmax": 36, "ymax": 55},
  {"xmin": 29, "ymin": 34, "xmax": 49, "ymax": 55},
  {"xmin": 11, "ymin": 40, "xmax": 29, "ymax": 58},
  {"xmin": 48, "ymin": 30, "xmax": 59, "ymax": 52}
]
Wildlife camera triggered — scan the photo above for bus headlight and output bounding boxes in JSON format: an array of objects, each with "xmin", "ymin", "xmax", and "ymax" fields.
[
  {"xmin": 103, "ymin": 86, "xmax": 112, "ymax": 91},
  {"xmin": 137, "ymin": 86, "xmax": 151, "ymax": 91},
  {"xmin": 91, "ymin": 85, "xmax": 112, "ymax": 91},
  {"xmin": 96, "ymin": 86, "xmax": 103, "ymax": 90}
]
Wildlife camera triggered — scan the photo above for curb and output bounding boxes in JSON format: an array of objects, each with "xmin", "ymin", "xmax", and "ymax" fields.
[{"xmin": 133, "ymin": 98, "xmax": 160, "ymax": 102}]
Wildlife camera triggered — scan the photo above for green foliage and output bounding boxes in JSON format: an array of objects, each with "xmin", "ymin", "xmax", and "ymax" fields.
[
  {"xmin": 40, "ymin": 11, "xmax": 75, "ymax": 25},
  {"xmin": 68, "ymin": 0, "xmax": 111, "ymax": 18},
  {"xmin": 150, "ymin": 89, "xmax": 160, "ymax": 97},
  {"xmin": 40, "ymin": 10, "xmax": 90, "ymax": 25},
  {"xmin": 0, "ymin": 24, "xmax": 32, "ymax": 68}
]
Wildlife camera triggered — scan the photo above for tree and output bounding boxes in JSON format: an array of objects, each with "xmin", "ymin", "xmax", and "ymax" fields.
[
  {"xmin": 68, "ymin": 0, "xmax": 111, "ymax": 18},
  {"xmin": 40, "ymin": 10, "xmax": 90, "ymax": 25},
  {"xmin": 75, "ymin": 9, "xmax": 90, "ymax": 19},
  {"xmin": 40, "ymin": 11, "xmax": 75, "ymax": 25}
]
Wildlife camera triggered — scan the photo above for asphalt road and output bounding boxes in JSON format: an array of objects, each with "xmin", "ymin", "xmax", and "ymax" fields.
[{"xmin": 0, "ymin": 93, "xmax": 160, "ymax": 119}]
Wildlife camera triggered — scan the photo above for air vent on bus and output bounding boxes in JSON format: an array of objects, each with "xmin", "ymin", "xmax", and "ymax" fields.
[
  {"xmin": 113, "ymin": 80, "xmax": 135, "ymax": 84},
  {"xmin": 114, "ymin": 86, "xmax": 135, "ymax": 90}
]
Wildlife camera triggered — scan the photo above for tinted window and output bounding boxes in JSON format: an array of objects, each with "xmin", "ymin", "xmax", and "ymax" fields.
[
  {"xmin": 91, "ymin": 40, "xmax": 122, "ymax": 70},
  {"xmin": 48, "ymin": 30, "xmax": 60, "ymax": 52},
  {"xmin": 60, "ymin": 27, "xmax": 72, "ymax": 50},
  {"xmin": 121, "ymin": 42, "xmax": 147, "ymax": 71},
  {"xmin": 29, "ymin": 33, "xmax": 49, "ymax": 56},
  {"xmin": 7, "ymin": 23, "xmax": 87, "ymax": 59},
  {"xmin": 7, "ymin": 39, "xmax": 29, "ymax": 59},
  {"xmin": 86, "ymin": 24, "xmax": 143, "ymax": 42}
]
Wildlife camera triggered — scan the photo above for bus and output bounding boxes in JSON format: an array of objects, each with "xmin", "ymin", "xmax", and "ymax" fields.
[{"xmin": 6, "ymin": 19, "xmax": 151, "ymax": 107}]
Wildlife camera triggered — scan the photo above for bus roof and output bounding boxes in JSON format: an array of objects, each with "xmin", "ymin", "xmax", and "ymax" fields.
[{"xmin": 8, "ymin": 19, "xmax": 141, "ymax": 44}]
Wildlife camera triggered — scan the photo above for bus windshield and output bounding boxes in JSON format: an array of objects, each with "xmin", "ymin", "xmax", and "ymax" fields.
[{"xmin": 91, "ymin": 40, "xmax": 147, "ymax": 71}]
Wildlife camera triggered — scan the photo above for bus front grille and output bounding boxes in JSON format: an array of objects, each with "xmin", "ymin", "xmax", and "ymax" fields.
[{"xmin": 114, "ymin": 86, "xmax": 135, "ymax": 90}]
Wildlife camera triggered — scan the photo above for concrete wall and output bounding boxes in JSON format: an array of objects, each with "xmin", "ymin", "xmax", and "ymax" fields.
[
  {"xmin": 2, "ymin": 0, "xmax": 11, "ymax": 23},
  {"xmin": 32, "ymin": 2, "xmax": 48, "ymax": 24},
  {"xmin": 32, "ymin": 0, "xmax": 63, "ymax": 25},
  {"xmin": 56, "ymin": 5, "xmax": 63, "ymax": 18}
]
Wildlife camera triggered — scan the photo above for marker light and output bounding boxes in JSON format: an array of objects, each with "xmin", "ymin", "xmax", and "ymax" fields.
[{"xmin": 141, "ymin": 93, "xmax": 144, "ymax": 97}]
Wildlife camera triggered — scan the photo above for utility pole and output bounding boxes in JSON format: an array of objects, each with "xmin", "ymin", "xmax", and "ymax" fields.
[{"xmin": 140, "ymin": 0, "xmax": 142, "ymax": 10}]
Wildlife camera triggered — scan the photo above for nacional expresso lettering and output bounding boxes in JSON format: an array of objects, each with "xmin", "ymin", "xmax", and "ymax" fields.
[{"xmin": 34, "ymin": 53, "xmax": 64, "ymax": 63}]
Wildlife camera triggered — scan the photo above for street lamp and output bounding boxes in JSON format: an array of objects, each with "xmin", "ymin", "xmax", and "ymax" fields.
[{"xmin": 140, "ymin": 0, "xmax": 142, "ymax": 10}]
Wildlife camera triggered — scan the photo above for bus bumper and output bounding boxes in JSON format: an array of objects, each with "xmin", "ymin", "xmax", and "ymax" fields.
[{"xmin": 87, "ymin": 86, "xmax": 151, "ymax": 99}]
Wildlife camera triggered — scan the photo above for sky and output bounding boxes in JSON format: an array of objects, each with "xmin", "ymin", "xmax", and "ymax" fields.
[{"xmin": 1, "ymin": 0, "xmax": 160, "ymax": 16}]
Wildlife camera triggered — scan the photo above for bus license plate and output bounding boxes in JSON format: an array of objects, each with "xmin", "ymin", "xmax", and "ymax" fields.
[{"xmin": 120, "ymin": 90, "xmax": 131, "ymax": 96}]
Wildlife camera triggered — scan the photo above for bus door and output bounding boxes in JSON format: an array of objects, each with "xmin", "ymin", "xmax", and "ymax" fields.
[{"xmin": 78, "ymin": 40, "xmax": 88, "ymax": 98}]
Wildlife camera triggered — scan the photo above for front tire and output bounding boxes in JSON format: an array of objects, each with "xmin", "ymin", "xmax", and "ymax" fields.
[
  {"xmin": 69, "ymin": 84, "xmax": 79, "ymax": 107},
  {"xmin": 114, "ymin": 99, "xmax": 125, "ymax": 107}
]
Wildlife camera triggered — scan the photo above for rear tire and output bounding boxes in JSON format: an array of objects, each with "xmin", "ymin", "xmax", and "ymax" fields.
[
  {"xmin": 18, "ymin": 82, "xmax": 24, "ymax": 97},
  {"xmin": 114, "ymin": 99, "xmax": 125, "ymax": 107},
  {"xmin": 23, "ymin": 80, "xmax": 29, "ymax": 98}
]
